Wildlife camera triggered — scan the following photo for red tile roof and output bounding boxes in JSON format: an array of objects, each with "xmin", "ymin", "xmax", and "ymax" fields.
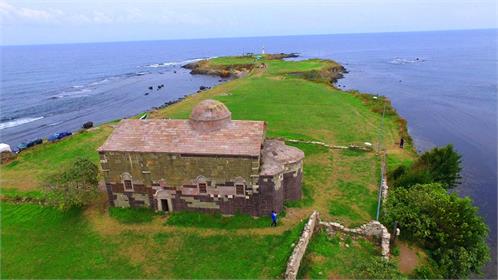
[{"xmin": 98, "ymin": 119, "xmax": 265, "ymax": 157}]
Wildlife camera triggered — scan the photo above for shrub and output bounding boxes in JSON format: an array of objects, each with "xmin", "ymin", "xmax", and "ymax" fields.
[
  {"xmin": 390, "ymin": 144, "xmax": 462, "ymax": 189},
  {"xmin": 382, "ymin": 183, "xmax": 489, "ymax": 278},
  {"xmin": 44, "ymin": 158, "xmax": 99, "ymax": 210},
  {"xmin": 352, "ymin": 257, "xmax": 405, "ymax": 279}
]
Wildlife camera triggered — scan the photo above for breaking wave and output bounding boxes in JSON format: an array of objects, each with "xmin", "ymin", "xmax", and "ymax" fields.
[
  {"xmin": 144, "ymin": 57, "xmax": 214, "ymax": 68},
  {"xmin": 0, "ymin": 116, "xmax": 44, "ymax": 130}
]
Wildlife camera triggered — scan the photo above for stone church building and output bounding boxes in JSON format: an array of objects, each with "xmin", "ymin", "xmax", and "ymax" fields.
[{"xmin": 97, "ymin": 99, "xmax": 304, "ymax": 216}]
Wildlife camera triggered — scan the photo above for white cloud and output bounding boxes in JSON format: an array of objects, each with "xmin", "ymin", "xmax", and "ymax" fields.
[
  {"xmin": 0, "ymin": 0, "xmax": 63, "ymax": 24},
  {"xmin": 0, "ymin": 0, "xmax": 213, "ymax": 26}
]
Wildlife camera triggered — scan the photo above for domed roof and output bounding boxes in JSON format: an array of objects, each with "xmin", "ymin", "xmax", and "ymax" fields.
[
  {"xmin": 189, "ymin": 99, "xmax": 232, "ymax": 132},
  {"xmin": 190, "ymin": 99, "xmax": 231, "ymax": 122}
]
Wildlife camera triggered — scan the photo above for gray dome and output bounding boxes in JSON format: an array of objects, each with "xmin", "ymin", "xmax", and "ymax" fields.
[{"xmin": 189, "ymin": 99, "xmax": 232, "ymax": 132}]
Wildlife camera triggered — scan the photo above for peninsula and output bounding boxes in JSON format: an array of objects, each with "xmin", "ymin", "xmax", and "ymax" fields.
[{"xmin": 1, "ymin": 54, "xmax": 487, "ymax": 279}]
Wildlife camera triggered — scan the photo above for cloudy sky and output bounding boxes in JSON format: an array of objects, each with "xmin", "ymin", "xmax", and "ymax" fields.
[{"xmin": 1, "ymin": 0, "xmax": 496, "ymax": 45}]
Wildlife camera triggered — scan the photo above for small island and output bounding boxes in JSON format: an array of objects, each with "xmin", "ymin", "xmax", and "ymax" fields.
[{"xmin": 0, "ymin": 54, "xmax": 488, "ymax": 279}]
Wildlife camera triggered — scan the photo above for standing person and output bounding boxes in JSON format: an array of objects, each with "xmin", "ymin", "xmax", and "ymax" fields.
[
  {"xmin": 271, "ymin": 210, "xmax": 277, "ymax": 227},
  {"xmin": 399, "ymin": 138, "xmax": 404, "ymax": 149}
]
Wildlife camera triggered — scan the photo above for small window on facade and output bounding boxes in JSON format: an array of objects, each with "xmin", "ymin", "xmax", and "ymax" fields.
[
  {"xmin": 236, "ymin": 184, "xmax": 244, "ymax": 195},
  {"xmin": 199, "ymin": 183, "xmax": 207, "ymax": 193},
  {"xmin": 124, "ymin": 180, "xmax": 133, "ymax": 190}
]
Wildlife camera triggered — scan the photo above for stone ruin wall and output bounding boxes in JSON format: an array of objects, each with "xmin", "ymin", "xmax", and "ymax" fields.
[
  {"xmin": 319, "ymin": 220, "xmax": 391, "ymax": 259},
  {"xmin": 284, "ymin": 213, "xmax": 394, "ymax": 280},
  {"xmin": 285, "ymin": 211, "xmax": 320, "ymax": 280}
]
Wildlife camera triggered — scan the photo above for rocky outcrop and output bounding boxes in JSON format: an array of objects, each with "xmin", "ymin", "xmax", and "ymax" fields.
[{"xmin": 183, "ymin": 60, "xmax": 253, "ymax": 78}]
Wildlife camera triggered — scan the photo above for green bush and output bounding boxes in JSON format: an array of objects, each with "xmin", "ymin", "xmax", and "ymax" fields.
[
  {"xmin": 44, "ymin": 158, "xmax": 99, "ymax": 210},
  {"xmin": 352, "ymin": 257, "xmax": 405, "ymax": 279},
  {"xmin": 109, "ymin": 207, "xmax": 158, "ymax": 224},
  {"xmin": 390, "ymin": 145, "xmax": 462, "ymax": 189},
  {"xmin": 382, "ymin": 183, "xmax": 489, "ymax": 278},
  {"xmin": 391, "ymin": 245, "xmax": 400, "ymax": 257}
]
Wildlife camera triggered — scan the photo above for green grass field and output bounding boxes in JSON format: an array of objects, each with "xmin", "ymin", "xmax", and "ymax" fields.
[{"xmin": 0, "ymin": 55, "xmax": 414, "ymax": 278}]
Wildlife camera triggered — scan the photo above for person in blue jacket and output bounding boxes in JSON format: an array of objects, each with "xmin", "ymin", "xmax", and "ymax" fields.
[{"xmin": 271, "ymin": 210, "xmax": 277, "ymax": 227}]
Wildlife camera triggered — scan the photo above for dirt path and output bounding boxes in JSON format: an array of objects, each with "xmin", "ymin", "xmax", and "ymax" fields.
[
  {"xmin": 398, "ymin": 242, "xmax": 423, "ymax": 274},
  {"xmin": 84, "ymin": 203, "xmax": 311, "ymax": 237}
]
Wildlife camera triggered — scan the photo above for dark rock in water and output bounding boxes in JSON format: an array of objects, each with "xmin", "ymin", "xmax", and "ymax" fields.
[
  {"xmin": 173, "ymin": 70, "xmax": 177, "ymax": 73},
  {"xmin": 148, "ymin": 86, "xmax": 153, "ymax": 90},
  {"xmin": 218, "ymin": 79, "xmax": 223, "ymax": 82},
  {"xmin": 145, "ymin": 92, "xmax": 149, "ymax": 96},
  {"xmin": 199, "ymin": 86, "xmax": 210, "ymax": 91},
  {"xmin": 82, "ymin": 121, "xmax": 93, "ymax": 129}
]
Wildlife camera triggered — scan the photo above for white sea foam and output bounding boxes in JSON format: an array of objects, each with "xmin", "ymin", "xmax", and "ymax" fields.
[
  {"xmin": 145, "ymin": 57, "xmax": 212, "ymax": 68},
  {"xmin": 90, "ymin": 78, "xmax": 110, "ymax": 86},
  {"xmin": 389, "ymin": 57, "xmax": 425, "ymax": 65},
  {"xmin": 51, "ymin": 88, "xmax": 92, "ymax": 99},
  {"xmin": 0, "ymin": 117, "xmax": 44, "ymax": 130}
]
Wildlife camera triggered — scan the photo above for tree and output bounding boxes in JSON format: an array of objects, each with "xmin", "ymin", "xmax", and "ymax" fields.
[
  {"xmin": 390, "ymin": 144, "xmax": 462, "ymax": 189},
  {"xmin": 44, "ymin": 158, "xmax": 100, "ymax": 210},
  {"xmin": 382, "ymin": 183, "xmax": 489, "ymax": 278}
]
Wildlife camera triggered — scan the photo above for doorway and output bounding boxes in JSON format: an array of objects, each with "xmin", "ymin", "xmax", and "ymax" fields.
[{"xmin": 160, "ymin": 199, "xmax": 169, "ymax": 212}]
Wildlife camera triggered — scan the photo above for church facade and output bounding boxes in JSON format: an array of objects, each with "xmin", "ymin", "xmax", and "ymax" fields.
[{"xmin": 97, "ymin": 99, "xmax": 304, "ymax": 216}]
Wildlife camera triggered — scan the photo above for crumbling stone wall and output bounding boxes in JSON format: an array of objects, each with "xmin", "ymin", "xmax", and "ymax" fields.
[
  {"xmin": 319, "ymin": 220, "xmax": 391, "ymax": 259},
  {"xmin": 284, "ymin": 211, "xmax": 319, "ymax": 280}
]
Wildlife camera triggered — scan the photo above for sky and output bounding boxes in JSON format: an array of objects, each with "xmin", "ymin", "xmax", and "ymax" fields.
[{"xmin": 0, "ymin": 0, "xmax": 496, "ymax": 45}]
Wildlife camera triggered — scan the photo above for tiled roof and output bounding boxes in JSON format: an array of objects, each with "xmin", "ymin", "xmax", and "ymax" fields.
[{"xmin": 98, "ymin": 119, "xmax": 265, "ymax": 157}]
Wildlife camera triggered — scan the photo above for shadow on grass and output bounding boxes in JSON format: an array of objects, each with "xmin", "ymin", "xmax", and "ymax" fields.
[
  {"xmin": 165, "ymin": 211, "xmax": 276, "ymax": 229},
  {"xmin": 109, "ymin": 207, "xmax": 160, "ymax": 224}
]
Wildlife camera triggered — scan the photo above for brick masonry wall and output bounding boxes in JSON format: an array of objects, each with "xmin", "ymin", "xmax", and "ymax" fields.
[
  {"xmin": 105, "ymin": 172, "xmax": 286, "ymax": 217},
  {"xmin": 101, "ymin": 151, "xmax": 303, "ymax": 217},
  {"xmin": 283, "ymin": 169, "xmax": 302, "ymax": 201}
]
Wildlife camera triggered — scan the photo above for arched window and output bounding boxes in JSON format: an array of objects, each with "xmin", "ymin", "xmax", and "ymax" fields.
[
  {"xmin": 196, "ymin": 175, "xmax": 208, "ymax": 194},
  {"xmin": 233, "ymin": 177, "xmax": 246, "ymax": 196},
  {"xmin": 121, "ymin": 172, "xmax": 133, "ymax": 191}
]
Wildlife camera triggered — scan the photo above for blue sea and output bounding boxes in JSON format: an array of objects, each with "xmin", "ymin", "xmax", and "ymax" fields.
[{"xmin": 1, "ymin": 29, "xmax": 496, "ymax": 276}]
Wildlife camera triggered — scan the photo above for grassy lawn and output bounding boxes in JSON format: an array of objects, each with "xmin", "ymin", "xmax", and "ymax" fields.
[
  {"xmin": 209, "ymin": 55, "xmax": 258, "ymax": 65},
  {"xmin": 1, "ymin": 203, "xmax": 142, "ymax": 278},
  {"xmin": 299, "ymin": 229, "xmax": 403, "ymax": 279},
  {"xmin": 165, "ymin": 211, "xmax": 272, "ymax": 229},
  {"xmin": 0, "ymin": 55, "xmax": 414, "ymax": 278},
  {"xmin": 0, "ymin": 125, "xmax": 112, "ymax": 191},
  {"xmin": 109, "ymin": 207, "xmax": 160, "ymax": 224},
  {"xmin": 1, "ymin": 202, "xmax": 304, "ymax": 278}
]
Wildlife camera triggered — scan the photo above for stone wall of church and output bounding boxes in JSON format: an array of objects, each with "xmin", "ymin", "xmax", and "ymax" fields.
[
  {"xmin": 101, "ymin": 151, "xmax": 302, "ymax": 217},
  {"xmin": 100, "ymin": 151, "xmax": 260, "ymax": 188}
]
